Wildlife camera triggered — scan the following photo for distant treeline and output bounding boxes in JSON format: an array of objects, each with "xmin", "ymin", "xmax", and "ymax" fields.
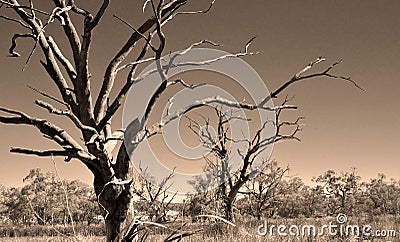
[
  {"xmin": 0, "ymin": 168, "xmax": 100, "ymax": 226},
  {"xmin": 187, "ymin": 167, "xmax": 400, "ymax": 220},
  {"xmin": 1, "ymin": 167, "xmax": 399, "ymax": 229}
]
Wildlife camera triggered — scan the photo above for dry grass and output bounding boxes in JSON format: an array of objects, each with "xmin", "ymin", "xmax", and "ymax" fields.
[
  {"xmin": 0, "ymin": 237, "xmax": 103, "ymax": 242},
  {"xmin": 144, "ymin": 215, "xmax": 400, "ymax": 241},
  {"xmin": 1, "ymin": 216, "xmax": 399, "ymax": 241}
]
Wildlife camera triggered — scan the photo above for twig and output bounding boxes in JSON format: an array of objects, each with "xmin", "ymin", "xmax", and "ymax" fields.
[
  {"xmin": 50, "ymin": 155, "xmax": 76, "ymax": 236},
  {"xmin": 113, "ymin": 14, "xmax": 157, "ymax": 52},
  {"xmin": 0, "ymin": 15, "xmax": 32, "ymax": 29},
  {"xmin": 28, "ymin": 85, "xmax": 68, "ymax": 107},
  {"xmin": 0, "ymin": 0, "xmax": 50, "ymax": 16},
  {"xmin": 8, "ymin": 33, "xmax": 34, "ymax": 57}
]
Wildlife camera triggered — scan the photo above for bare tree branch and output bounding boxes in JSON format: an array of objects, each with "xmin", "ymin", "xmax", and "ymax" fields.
[
  {"xmin": 268, "ymin": 58, "xmax": 364, "ymax": 103},
  {"xmin": 94, "ymin": 0, "xmax": 187, "ymax": 122},
  {"xmin": 67, "ymin": 0, "xmax": 89, "ymax": 17},
  {"xmin": 163, "ymin": 0, "xmax": 216, "ymax": 25},
  {"xmin": 136, "ymin": 37, "xmax": 259, "ymax": 132},
  {"xmin": 0, "ymin": 0, "xmax": 50, "ymax": 16},
  {"xmin": 147, "ymin": 95, "xmax": 297, "ymax": 137},
  {"xmin": 176, "ymin": 0, "xmax": 216, "ymax": 15},
  {"xmin": 0, "ymin": 106, "xmax": 97, "ymax": 166},
  {"xmin": 28, "ymin": 0, "xmax": 35, "ymax": 21},
  {"xmin": 10, "ymin": 147, "xmax": 68, "ymax": 157},
  {"xmin": 28, "ymin": 85, "xmax": 69, "ymax": 107},
  {"xmin": 142, "ymin": 0, "xmax": 151, "ymax": 12},
  {"xmin": 112, "ymin": 15, "xmax": 158, "ymax": 52},
  {"xmin": 6, "ymin": 1, "xmax": 79, "ymax": 114},
  {"xmin": 34, "ymin": 100, "xmax": 99, "ymax": 137},
  {"xmin": 52, "ymin": 0, "xmax": 81, "ymax": 67},
  {"xmin": 97, "ymin": 39, "xmax": 219, "ymax": 133},
  {"xmin": 116, "ymin": 40, "xmax": 220, "ymax": 73},
  {"xmin": 96, "ymin": 41, "xmax": 152, "ymax": 133},
  {"xmin": 126, "ymin": 36, "xmax": 256, "ymax": 90},
  {"xmin": 90, "ymin": 0, "xmax": 110, "ymax": 29},
  {"xmin": 9, "ymin": 33, "xmax": 34, "ymax": 57},
  {"xmin": 47, "ymin": 36, "xmax": 77, "ymax": 80},
  {"xmin": 0, "ymin": 14, "xmax": 32, "ymax": 29}
]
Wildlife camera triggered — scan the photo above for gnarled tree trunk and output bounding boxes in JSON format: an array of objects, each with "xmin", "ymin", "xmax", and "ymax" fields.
[{"xmin": 92, "ymin": 143, "xmax": 137, "ymax": 242}]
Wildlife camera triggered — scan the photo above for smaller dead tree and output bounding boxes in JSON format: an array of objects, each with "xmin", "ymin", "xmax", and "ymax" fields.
[{"xmin": 186, "ymin": 102, "xmax": 303, "ymax": 222}]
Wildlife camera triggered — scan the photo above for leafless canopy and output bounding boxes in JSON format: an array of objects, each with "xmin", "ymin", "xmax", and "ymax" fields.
[
  {"xmin": 185, "ymin": 102, "xmax": 305, "ymax": 222},
  {"xmin": 0, "ymin": 0, "xmax": 361, "ymax": 173}
]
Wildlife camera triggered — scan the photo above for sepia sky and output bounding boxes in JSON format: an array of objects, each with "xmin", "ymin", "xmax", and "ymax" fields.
[{"xmin": 0, "ymin": 0, "xmax": 399, "ymax": 187}]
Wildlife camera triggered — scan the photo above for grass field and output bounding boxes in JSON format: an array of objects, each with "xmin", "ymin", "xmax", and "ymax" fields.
[
  {"xmin": 1, "ymin": 215, "xmax": 399, "ymax": 241},
  {"xmin": 0, "ymin": 237, "xmax": 103, "ymax": 242}
]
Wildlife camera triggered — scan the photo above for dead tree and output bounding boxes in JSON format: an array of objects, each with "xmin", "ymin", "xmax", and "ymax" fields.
[
  {"xmin": 186, "ymin": 103, "xmax": 303, "ymax": 222},
  {"xmin": 0, "ymin": 0, "xmax": 362, "ymax": 240}
]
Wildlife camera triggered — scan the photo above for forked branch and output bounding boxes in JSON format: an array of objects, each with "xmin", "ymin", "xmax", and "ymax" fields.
[
  {"xmin": 0, "ymin": 106, "xmax": 97, "ymax": 165},
  {"xmin": 269, "ymin": 58, "xmax": 364, "ymax": 101},
  {"xmin": 94, "ymin": 0, "xmax": 187, "ymax": 121}
]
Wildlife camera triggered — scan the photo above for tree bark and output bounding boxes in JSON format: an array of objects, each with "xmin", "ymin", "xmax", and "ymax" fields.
[
  {"xmin": 104, "ymin": 188, "xmax": 135, "ymax": 241},
  {"xmin": 340, "ymin": 195, "xmax": 346, "ymax": 213},
  {"xmin": 92, "ymin": 142, "xmax": 137, "ymax": 242},
  {"xmin": 94, "ymin": 174, "xmax": 136, "ymax": 241},
  {"xmin": 223, "ymin": 198, "xmax": 234, "ymax": 223}
]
